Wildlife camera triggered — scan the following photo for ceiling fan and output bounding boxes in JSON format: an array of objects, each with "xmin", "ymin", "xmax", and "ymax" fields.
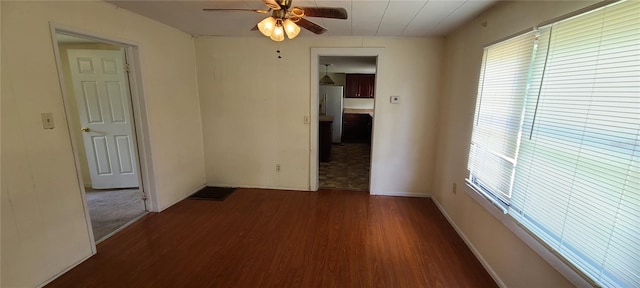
[{"xmin": 203, "ymin": 0, "xmax": 348, "ymax": 41}]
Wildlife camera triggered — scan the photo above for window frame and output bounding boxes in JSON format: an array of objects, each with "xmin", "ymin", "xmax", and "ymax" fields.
[{"xmin": 463, "ymin": 1, "xmax": 638, "ymax": 287}]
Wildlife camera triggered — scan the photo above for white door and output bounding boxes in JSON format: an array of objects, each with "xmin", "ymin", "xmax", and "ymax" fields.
[{"xmin": 67, "ymin": 49, "xmax": 139, "ymax": 189}]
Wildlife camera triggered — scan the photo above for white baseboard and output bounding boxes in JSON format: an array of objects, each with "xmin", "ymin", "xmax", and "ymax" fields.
[
  {"xmin": 37, "ymin": 253, "xmax": 93, "ymax": 288},
  {"xmin": 206, "ymin": 183, "xmax": 310, "ymax": 192},
  {"xmin": 371, "ymin": 191, "xmax": 431, "ymax": 198},
  {"xmin": 206, "ymin": 185, "xmax": 434, "ymax": 199},
  {"xmin": 158, "ymin": 184, "xmax": 206, "ymax": 212},
  {"xmin": 431, "ymin": 197, "xmax": 507, "ymax": 288}
]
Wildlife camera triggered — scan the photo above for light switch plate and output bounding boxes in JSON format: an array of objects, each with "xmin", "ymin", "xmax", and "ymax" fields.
[
  {"xmin": 41, "ymin": 113, "xmax": 54, "ymax": 129},
  {"xmin": 390, "ymin": 96, "xmax": 401, "ymax": 104}
]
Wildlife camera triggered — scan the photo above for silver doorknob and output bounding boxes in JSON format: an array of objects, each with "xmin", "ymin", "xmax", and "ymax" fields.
[{"xmin": 81, "ymin": 127, "xmax": 90, "ymax": 132}]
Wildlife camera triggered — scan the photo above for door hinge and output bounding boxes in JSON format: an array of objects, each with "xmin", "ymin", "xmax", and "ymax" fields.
[
  {"xmin": 141, "ymin": 193, "xmax": 148, "ymax": 200},
  {"xmin": 124, "ymin": 63, "xmax": 131, "ymax": 72}
]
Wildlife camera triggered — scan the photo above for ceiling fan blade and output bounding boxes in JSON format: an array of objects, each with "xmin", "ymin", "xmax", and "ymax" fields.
[
  {"xmin": 203, "ymin": 8, "xmax": 269, "ymax": 14},
  {"xmin": 262, "ymin": 0, "xmax": 281, "ymax": 10},
  {"xmin": 297, "ymin": 18, "xmax": 327, "ymax": 35},
  {"xmin": 250, "ymin": 24, "xmax": 259, "ymax": 31},
  {"xmin": 297, "ymin": 7, "xmax": 348, "ymax": 19}
]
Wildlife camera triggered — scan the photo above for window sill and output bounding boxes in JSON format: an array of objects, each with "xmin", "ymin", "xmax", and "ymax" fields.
[
  {"xmin": 464, "ymin": 179, "xmax": 509, "ymax": 214},
  {"xmin": 463, "ymin": 181, "xmax": 596, "ymax": 288}
]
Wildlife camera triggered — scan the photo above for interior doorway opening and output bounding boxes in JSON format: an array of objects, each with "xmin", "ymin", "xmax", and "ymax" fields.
[
  {"xmin": 318, "ymin": 56, "xmax": 376, "ymax": 191},
  {"xmin": 310, "ymin": 48, "xmax": 384, "ymax": 193},
  {"xmin": 53, "ymin": 31, "xmax": 148, "ymax": 244}
]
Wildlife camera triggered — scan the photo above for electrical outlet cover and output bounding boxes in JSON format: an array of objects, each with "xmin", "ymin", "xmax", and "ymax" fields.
[{"xmin": 41, "ymin": 113, "xmax": 54, "ymax": 129}]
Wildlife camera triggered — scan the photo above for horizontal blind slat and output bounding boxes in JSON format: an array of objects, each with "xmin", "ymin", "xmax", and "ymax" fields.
[{"xmin": 508, "ymin": 1, "xmax": 640, "ymax": 287}]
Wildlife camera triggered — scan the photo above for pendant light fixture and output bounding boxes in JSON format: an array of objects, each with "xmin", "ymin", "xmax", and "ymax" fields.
[{"xmin": 320, "ymin": 64, "xmax": 335, "ymax": 85}]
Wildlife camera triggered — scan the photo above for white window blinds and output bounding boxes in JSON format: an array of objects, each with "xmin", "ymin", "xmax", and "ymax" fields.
[
  {"xmin": 468, "ymin": 32, "xmax": 536, "ymax": 201},
  {"xmin": 466, "ymin": 1, "xmax": 640, "ymax": 287}
]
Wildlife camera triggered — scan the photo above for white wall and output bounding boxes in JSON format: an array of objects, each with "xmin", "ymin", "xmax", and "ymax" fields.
[
  {"xmin": 1, "ymin": 1, "xmax": 205, "ymax": 287},
  {"xmin": 343, "ymin": 98, "xmax": 374, "ymax": 110},
  {"xmin": 433, "ymin": 1, "xmax": 598, "ymax": 287},
  {"xmin": 196, "ymin": 37, "xmax": 442, "ymax": 194}
]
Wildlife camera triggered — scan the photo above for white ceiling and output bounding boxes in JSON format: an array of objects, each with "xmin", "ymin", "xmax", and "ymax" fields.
[
  {"xmin": 107, "ymin": 0, "xmax": 497, "ymax": 37},
  {"xmin": 320, "ymin": 56, "xmax": 377, "ymax": 73}
]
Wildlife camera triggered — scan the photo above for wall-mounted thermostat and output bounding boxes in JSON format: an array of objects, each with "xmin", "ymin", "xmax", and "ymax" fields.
[{"xmin": 390, "ymin": 96, "xmax": 401, "ymax": 104}]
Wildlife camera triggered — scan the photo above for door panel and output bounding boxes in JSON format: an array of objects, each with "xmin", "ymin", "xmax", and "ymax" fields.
[
  {"xmin": 92, "ymin": 136, "xmax": 111, "ymax": 175},
  {"xmin": 102, "ymin": 58, "xmax": 118, "ymax": 74},
  {"xmin": 78, "ymin": 57, "xmax": 94, "ymax": 73},
  {"xmin": 82, "ymin": 81, "xmax": 104, "ymax": 123},
  {"xmin": 106, "ymin": 81, "xmax": 126, "ymax": 123},
  {"xmin": 68, "ymin": 49, "xmax": 139, "ymax": 189},
  {"xmin": 115, "ymin": 135, "xmax": 135, "ymax": 174}
]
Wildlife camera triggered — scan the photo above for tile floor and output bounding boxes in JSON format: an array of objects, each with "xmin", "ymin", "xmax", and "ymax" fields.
[{"xmin": 319, "ymin": 143, "xmax": 371, "ymax": 191}]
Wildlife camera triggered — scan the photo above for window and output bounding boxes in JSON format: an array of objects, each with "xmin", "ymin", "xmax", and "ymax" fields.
[
  {"xmin": 468, "ymin": 31, "xmax": 536, "ymax": 202},
  {"xmin": 467, "ymin": 1, "xmax": 639, "ymax": 287}
]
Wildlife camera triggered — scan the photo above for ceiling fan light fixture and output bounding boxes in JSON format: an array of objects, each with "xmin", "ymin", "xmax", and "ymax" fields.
[
  {"xmin": 270, "ymin": 21, "xmax": 285, "ymax": 41},
  {"xmin": 290, "ymin": 7, "xmax": 304, "ymax": 18},
  {"xmin": 258, "ymin": 16, "xmax": 276, "ymax": 36},
  {"xmin": 203, "ymin": 3, "xmax": 348, "ymax": 40},
  {"xmin": 283, "ymin": 19, "xmax": 301, "ymax": 39}
]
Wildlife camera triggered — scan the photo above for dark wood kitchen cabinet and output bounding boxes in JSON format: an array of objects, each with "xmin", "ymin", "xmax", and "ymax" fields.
[
  {"xmin": 345, "ymin": 74, "xmax": 375, "ymax": 98},
  {"xmin": 319, "ymin": 118, "xmax": 333, "ymax": 162},
  {"xmin": 345, "ymin": 75, "xmax": 360, "ymax": 98},
  {"xmin": 342, "ymin": 113, "xmax": 372, "ymax": 143}
]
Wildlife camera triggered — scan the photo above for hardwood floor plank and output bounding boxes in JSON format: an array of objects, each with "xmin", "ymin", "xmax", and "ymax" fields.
[{"xmin": 46, "ymin": 189, "xmax": 497, "ymax": 288}]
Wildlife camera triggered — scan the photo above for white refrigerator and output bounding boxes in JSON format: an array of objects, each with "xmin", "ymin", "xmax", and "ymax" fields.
[{"xmin": 320, "ymin": 85, "xmax": 343, "ymax": 143}]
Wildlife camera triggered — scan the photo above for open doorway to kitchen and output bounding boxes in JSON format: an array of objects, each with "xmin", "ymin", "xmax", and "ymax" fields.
[
  {"xmin": 318, "ymin": 56, "xmax": 376, "ymax": 191},
  {"xmin": 53, "ymin": 31, "xmax": 148, "ymax": 244},
  {"xmin": 310, "ymin": 48, "xmax": 384, "ymax": 194}
]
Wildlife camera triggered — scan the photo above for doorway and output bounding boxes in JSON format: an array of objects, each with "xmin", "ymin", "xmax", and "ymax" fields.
[
  {"xmin": 310, "ymin": 48, "xmax": 384, "ymax": 193},
  {"xmin": 318, "ymin": 56, "xmax": 376, "ymax": 191},
  {"xmin": 54, "ymin": 32, "xmax": 147, "ymax": 244}
]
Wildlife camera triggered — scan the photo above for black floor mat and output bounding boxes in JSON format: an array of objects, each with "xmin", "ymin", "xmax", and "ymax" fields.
[{"xmin": 189, "ymin": 186, "xmax": 236, "ymax": 201}]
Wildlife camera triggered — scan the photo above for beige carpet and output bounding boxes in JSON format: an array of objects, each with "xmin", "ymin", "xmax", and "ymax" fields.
[{"xmin": 86, "ymin": 188, "xmax": 146, "ymax": 241}]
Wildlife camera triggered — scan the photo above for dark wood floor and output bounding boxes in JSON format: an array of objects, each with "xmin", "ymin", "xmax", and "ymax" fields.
[{"xmin": 47, "ymin": 189, "xmax": 497, "ymax": 288}]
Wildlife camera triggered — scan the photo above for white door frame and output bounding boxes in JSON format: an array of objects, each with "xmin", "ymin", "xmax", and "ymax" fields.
[
  {"xmin": 50, "ymin": 23, "xmax": 159, "ymax": 252},
  {"xmin": 309, "ymin": 48, "xmax": 384, "ymax": 194}
]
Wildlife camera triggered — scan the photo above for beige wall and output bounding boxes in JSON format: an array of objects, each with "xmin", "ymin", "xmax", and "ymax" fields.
[
  {"xmin": 1, "ymin": 1, "xmax": 205, "ymax": 287},
  {"xmin": 433, "ymin": 1, "xmax": 598, "ymax": 287},
  {"xmin": 196, "ymin": 37, "xmax": 442, "ymax": 194}
]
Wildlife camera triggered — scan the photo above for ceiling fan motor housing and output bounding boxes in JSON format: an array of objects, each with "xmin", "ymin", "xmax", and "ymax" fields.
[
  {"xmin": 273, "ymin": 9, "xmax": 286, "ymax": 19},
  {"xmin": 262, "ymin": 0, "xmax": 282, "ymax": 10}
]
